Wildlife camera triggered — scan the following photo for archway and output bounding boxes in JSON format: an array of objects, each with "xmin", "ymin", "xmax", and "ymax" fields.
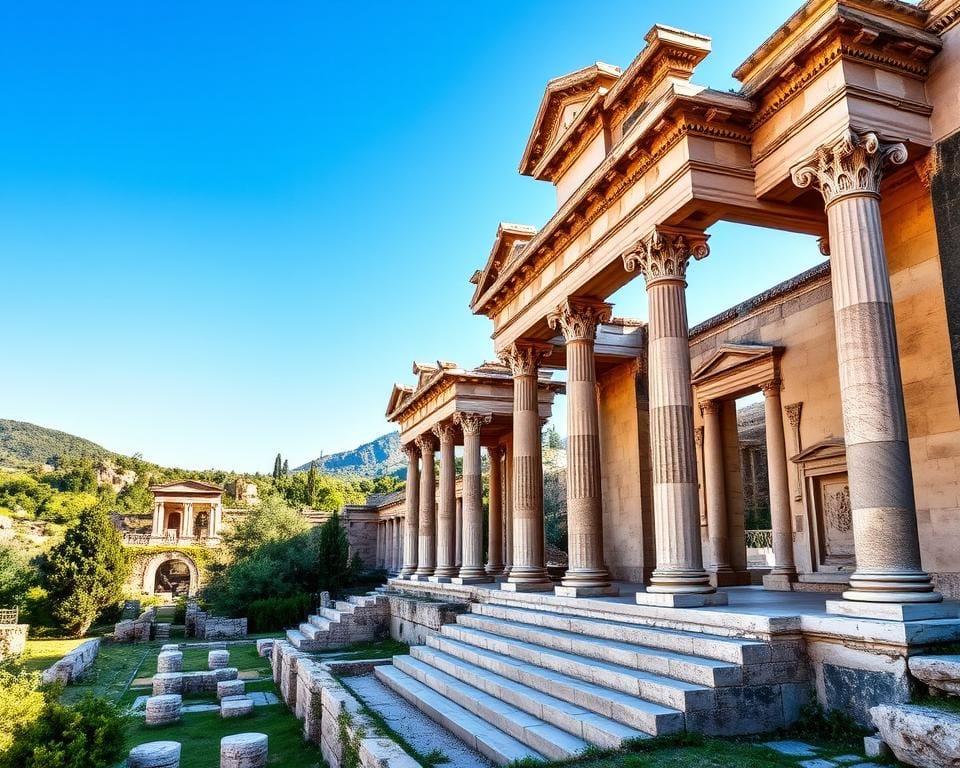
[
  {"xmin": 141, "ymin": 551, "xmax": 200, "ymax": 596},
  {"xmin": 154, "ymin": 560, "xmax": 191, "ymax": 596}
]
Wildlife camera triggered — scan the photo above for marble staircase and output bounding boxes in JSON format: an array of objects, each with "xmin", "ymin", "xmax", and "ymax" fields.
[
  {"xmin": 285, "ymin": 593, "xmax": 389, "ymax": 652},
  {"xmin": 375, "ymin": 600, "xmax": 809, "ymax": 765}
]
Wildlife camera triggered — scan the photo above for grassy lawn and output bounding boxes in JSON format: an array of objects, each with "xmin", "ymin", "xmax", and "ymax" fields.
[
  {"xmin": 15, "ymin": 637, "xmax": 90, "ymax": 674},
  {"xmin": 148, "ymin": 643, "xmax": 269, "ymax": 676},
  {"xmin": 63, "ymin": 640, "xmax": 160, "ymax": 705}
]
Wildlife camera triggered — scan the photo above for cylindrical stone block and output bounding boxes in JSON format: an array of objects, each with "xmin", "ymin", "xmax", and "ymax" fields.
[
  {"xmin": 145, "ymin": 694, "xmax": 182, "ymax": 726},
  {"xmin": 128, "ymin": 740, "xmax": 181, "ymax": 768},
  {"xmin": 217, "ymin": 679, "xmax": 246, "ymax": 700},
  {"xmin": 399, "ymin": 444, "xmax": 420, "ymax": 577},
  {"xmin": 152, "ymin": 673, "xmax": 183, "ymax": 696},
  {"xmin": 208, "ymin": 650, "xmax": 230, "ymax": 669},
  {"xmin": 220, "ymin": 696, "xmax": 254, "ymax": 719},
  {"xmin": 220, "ymin": 733, "xmax": 268, "ymax": 768},
  {"xmin": 157, "ymin": 651, "xmax": 182, "ymax": 673},
  {"xmin": 255, "ymin": 639, "xmax": 274, "ymax": 658},
  {"xmin": 414, "ymin": 435, "xmax": 436, "ymax": 577}
]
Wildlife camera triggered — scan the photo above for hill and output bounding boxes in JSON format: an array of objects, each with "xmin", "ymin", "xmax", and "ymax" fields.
[
  {"xmin": 0, "ymin": 418, "xmax": 114, "ymax": 469},
  {"xmin": 293, "ymin": 432, "xmax": 404, "ymax": 478}
]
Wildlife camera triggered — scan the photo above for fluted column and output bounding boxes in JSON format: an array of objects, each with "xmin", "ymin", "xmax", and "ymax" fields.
[
  {"xmin": 549, "ymin": 297, "xmax": 617, "ymax": 596},
  {"xmin": 700, "ymin": 399, "xmax": 731, "ymax": 575},
  {"xmin": 376, "ymin": 521, "xmax": 384, "ymax": 569},
  {"xmin": 430, "ymin": 422, "xmax": 458, "ymax": 581},
  {"xmin": 761, "ymin": 381, "xmax": 797, "ymax": 590},
  {"xmin": 181, "ymin": 503, "xmax": 193, "ymax": 539},
  {"xmin": 503, "ymin": 437, "xmax": 514, "ymax": 575},
  {"xmin": 399, "ymin": 444, "xmax": 419, "ymax": 578},
  {"xmin": 413, "ymin": 434, "xmax": 436, "ymax": 579},
  {"xmin": 623, "ymin": 227, "xmax": 723, "ymax": 607},
  {"xmin": 793, "ymin": 129, "xmax": 941, "ymax": 613},
  {"xmin": 152, "ymin": 502, "xmax": 164, "ymax": 537},
  {"xmin": 390, "ymin": 519, "xmax": 399, "ymax": 572},
  {"xmin": 500, "ymin": 341, "xmax": 554, "ymax": 591},
  {"xmin": 455, "ymin": 498, "xmax": 463, "ymax": 568},
  {"xmin": 454, "ymin": 412, "xmax": 493, "ymax": 583},
  {"xmin": 486, "ymin": 446, "xmax": 505, "ymax": 575}
]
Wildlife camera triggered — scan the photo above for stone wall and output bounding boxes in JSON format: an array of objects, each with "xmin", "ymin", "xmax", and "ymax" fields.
[
  {"xmin": 0, "ymin": 624, "xmax": 28, "ymax": 661},
  {"xmin": 345, "ymin": 517, "xmax": 378, "ymax": 571},
  {"xmin": 41, "ymin": 638, "xmax": 100, "ymax": 685},
  {"xmin": 200, "ymin": 616, "xmax": 247, "ymax": 640},
  {"xmin": 387, "ymin": 594, "xmax": 468, "ymax": 646}
]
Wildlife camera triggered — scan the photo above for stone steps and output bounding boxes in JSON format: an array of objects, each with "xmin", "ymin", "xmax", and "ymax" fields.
[
  {"xmin": 473, "ymin": 602, "xmax": 770, "ymax": 665},
  {"xmin": 458, "ymin": 613, "xmax": 742, "ymax": 687},
  {"xmin": 285, "ymin": 592, "xmax": 390, "ymax": 652},
  {"xmin": 307, "ymin": 615, "xmax": 332, "ymax": 631},
  {"xmin": 374, "ymin": 664, "xmax": 547, "ymax": 765},
  {"xmin": 406, "ymin": 645, "xmax": 656, "ymax": 746}
]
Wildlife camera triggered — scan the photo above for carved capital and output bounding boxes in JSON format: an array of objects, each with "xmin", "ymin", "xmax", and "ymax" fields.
[
  {"xmin": 499, "ymin": 339, "xmax": 553, "ymax": 377},
  {"xmin": 791, "ymin": 129, "xmax": 908, "ymax": 206},
  {"xmin": 760, "ymin": 379, "xmax": 782, "ymax": 398},
  {"xmin": 454, "ymin": 411, "xmax": 491, "ymax": 436},
  {"xmin": 403, "ymin": 443, "xmax": 419, "ymax": 461},
  {"xmin": 785, "ymin": 402, "xmax": 803, "ymax": 428},
  {"xmin": 622, "ymin": 226, "xmax": 709, "ymax": 286},
  {"xmin": 414, "ymin": 433, "xmax": 435, "ymax": 454},
  {"xmin": 547, "ymin": 297, "xmax": 612, "ymax": 343},
  {"xmin": 699, "ymin": 399, "xmax": 721, "ymax": 417},
  {"xmin": 431, "ymin": 422, "xmax": 457, "ymax": 445}
]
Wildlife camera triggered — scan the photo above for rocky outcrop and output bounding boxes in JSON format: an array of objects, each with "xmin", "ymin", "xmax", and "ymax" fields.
[
  {"xmin": 871, "ymin": 704, "xmax": 960, "ymax": 768},
  {"xmin": 909, "ymin": 655, "xmax": 960, "ymax": 696}
]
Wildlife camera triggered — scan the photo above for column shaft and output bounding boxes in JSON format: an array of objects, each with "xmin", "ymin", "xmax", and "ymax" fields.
[
  {"xmin": 414, "ymin": 437, "xmax": 436, "ymax": 577},
  {"xmin": 486, "ymin": 446, "xmax": 505, "ymax": 574},
  {"xmin": 455, "ymin": 498, "xmax": 463, "ymax": 568},
  {"xmin": 400, "ymin": 446, "xmax": 420, "ymax": 577},
  {"xmin": 701, "ymin": 400, "xmax": 731, "ymax": 572},
  {"xmin": 432, "ymin": 424, "xmax": 458, "ymax": 579},
  {"xmin": 503, "ymin": 438, "xmax": 514, "ymax": 574},
  {"xmin": 457, "ymin": 415, "xmax": 491, "ymax": 581},
  {"xmin": 762, "ymin": 383, "xmax": 796, "ymax": 581}
]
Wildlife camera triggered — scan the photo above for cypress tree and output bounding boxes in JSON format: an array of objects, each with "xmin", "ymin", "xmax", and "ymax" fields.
[
  {"xmin": 282, "ymin": 459, "xmax": 289, "ymax": 476},
  {"xmin": 273, "ymin": 453, "xmax": 282, "ymax": 482},
  {"xmin": 306, "ymin": 461, "xmax": 318, "ymax": 508}
]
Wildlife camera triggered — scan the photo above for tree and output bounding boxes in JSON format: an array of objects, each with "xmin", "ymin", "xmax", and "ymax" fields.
[
  {"xmin": 43, "ymin": 503, "xmax": 129, "ymax": 637},
  {"xmin": 315, "ymin": 512, "xmax": 358, "ymax": 594},
  {"xmin": 272, "ymin": 453, "xmax": 282, "ymax": 482},
  {"xmin": 0, "ymin": 545, "xmax": 34, "ymax": 608},
  {"xmin": 306, "ymin": 461, "xmax": 318, "ymax": 509},
  {"xmin": 282, "ymin": 459, "xmax": 289, "ymax": 476},
  {"xmin": 222, "ymin": 495, "xmax": 308, "ymax": 560}
]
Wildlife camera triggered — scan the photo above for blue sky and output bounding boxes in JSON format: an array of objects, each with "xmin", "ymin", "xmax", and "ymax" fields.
[{"xmin": 1, "ymin": 1, "xmax": 823, "ymax": 472}]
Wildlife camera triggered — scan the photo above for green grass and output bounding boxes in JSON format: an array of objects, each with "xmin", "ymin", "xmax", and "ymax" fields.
[
  {"xmin": 150, "ymin": 643, "xmax": 268, "ymax": 676},
  {"xmin": 14, "ymin": 637, "xmax": 90, "ymax": 674},
  {"xmin": 123, "ymin": 705, "xmax": 323, "ymax": 768}
]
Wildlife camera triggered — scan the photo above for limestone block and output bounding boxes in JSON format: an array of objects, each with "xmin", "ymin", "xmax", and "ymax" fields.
[
  {"xmin": 871, "ymin": 704, "xmax": 960, "ymax": 768},
  {"xmin": 220, "ymin": 732, "xmax": 268, "ymax": 768},
  {"xmin": 128, "ymin": 740, "xmax": 181, "ymax": 768},
  {"xmin": 863, "ymin": 735, "xmax": 890, "ymax": 759},
  {"xmin": 909, "ymin": 655, "xmax": 960, "ymax": 695},
  {"xmin": 161, "ymin": 644, "xmax": 180, "ymax": 652},
  {"xmin": 157, "ymin": 651, "xmax": 182, "ymax": 673},
  {"xmin": 214, "ymin": 667, "xmax": 239, "ymax": 683},
  {"xmin": 220, "ymin": 696, "xmax": 254, "ymax": 719},
  {"xmin": 152, "ymin": 673, "xmax": 183, "ymax": 696},
  {"xmin": 180, "ymin": 671, "xmax": 215, "ymax": 694},
  {"xmin": 145, "ymin": 694, "xmax": 182, "ymax": 726},
  {"xmin": 217, "ymin": 680, "xmax": 245, "ymax": 700},
  {"xmin": 255, "ymin": 639, "xmax": 275, "ymax": 658},
  {"xmin": 208, "ymin": 650, "xmax": 230, "ymax": 669}
]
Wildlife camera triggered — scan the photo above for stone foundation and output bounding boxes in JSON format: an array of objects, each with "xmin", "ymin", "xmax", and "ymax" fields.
[
  {"xmin": 193, "ymin": 611, "xmax": 248, "ymax": 640},
  {"xmin": 217, "ymin": 680, "xmax": 245, "ymax": 700},
  {"xmin": 208, "ymin": 649, "xmax": 230, "ymax": 669},
  {"xmin": 256, "ymin": 638, "xmax": 275, "ymax": 658},
  {"xmin": 128, "ymin": 740, "xmax": 181, "ymax": 768},
  {"xmin": 157, "ymin": 651, "xmax": 182, "ymax": 673},
  {"xmin": 387, "ymin": 593, "xmax": 468, "ymax": 645},
  {"xmin": 153, "ymin": 673, "xmax": 183, "ymax": 695},
  {"xmin": 220, "ymin": 696, "xmax": 254, "ymax": 719},
  {"xmin": 41, "ymin": 638, "xmax": 100, "ymax": 685},
  {"xmin": 220, "ymin": 733, "xmax": 267, "ymax": 768}
]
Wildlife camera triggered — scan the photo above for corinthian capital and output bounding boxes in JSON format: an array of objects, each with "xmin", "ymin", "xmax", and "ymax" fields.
[
  {"xmin": 547, "ymin": 297, "xmax": 612, "ymax": 343},
  {"xmin": 432, "ymin": 421, "xmax": 457, "ymax": 445},
  {"xmin": 499, "ymin": 340, "xmax": 553, "ymax": 377},
  {"xmin": 622, "ymin": 226, "xmax": 709, "ymax": 286},
  {"xmin": 454, "ymin": 411, "xmax": 491, "ymax": 436},
  {"xmin": 403, "ymin": 443, "xmax": 419, "ymax": 461},
  {"xmin": 791, "ymin": 128, "xmax": 908, "ymax": 206},
  {"xmin": 414, "ymin": 433, "xmax": 435, "ymax": 453}
]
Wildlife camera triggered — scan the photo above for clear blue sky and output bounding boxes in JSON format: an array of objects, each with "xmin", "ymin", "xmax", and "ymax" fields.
[{"xmin": 1, "ymin": 1, "xmax": 823, "ymax": 472}]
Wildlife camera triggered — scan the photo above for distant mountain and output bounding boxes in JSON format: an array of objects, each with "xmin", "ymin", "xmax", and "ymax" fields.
[
  {"xmin": 293, "ymin": 432, "xmax": 404, "ymax": 478},
  {"xmin": 0, "ymin": 418, "xmax": 114, "ymax": 469}
]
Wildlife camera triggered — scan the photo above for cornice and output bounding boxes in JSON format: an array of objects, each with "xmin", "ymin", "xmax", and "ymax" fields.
[{"xmin": 923, "ymin": 0, "xmax": 960, "ymax": 32}]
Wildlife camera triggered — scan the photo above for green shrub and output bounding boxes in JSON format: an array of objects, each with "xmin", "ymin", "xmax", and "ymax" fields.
[
  {"xmin": 247, "ymin": 593, "xmax": 313, "ymax": 632},
  {"xmin": 0, "ymin": 670, "xmax": 46, "ymax": 754}
]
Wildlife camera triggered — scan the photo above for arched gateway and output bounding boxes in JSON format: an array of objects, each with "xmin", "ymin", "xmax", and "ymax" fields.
[{"xmin": 141, "ymin": 551, "xmax": 200, "ymax": 597}]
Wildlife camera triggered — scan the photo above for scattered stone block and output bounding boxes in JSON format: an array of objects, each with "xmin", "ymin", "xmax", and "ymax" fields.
[
  {"xmin": 127, "ymin": 740, "xmax": 181, "ymax": 768},
  {"xmin": 152, "ymin": 673, "xmax": 183, "ymax": 695},
  {"xmin": 863, "ymin": 735, "xmax": 890, "ymax": 759},
  {"xmin": 217, "ymin": 679, "xmax": 245, "ymax": 700},
  {"xmin": 762, "ymin": 740, "xmax": 819, "ymax": 757},
  {"xmin": 798, "ymin": 761, "xmax": 837, "ymax": 768},
  {"xmin": 871, "ymin": 704, "xmax": 960, "ymax": 768},
  {"xmin": 145, "ymin": 694, "xmax": 182, "ymax": 726},
  {"xmin": 213, "ymin": 667, "xmax": 239, "ymax": 682},
  {"xmin": 256, "ymin": 639, "xmax": 275, "ymax": 658},
  {"xmin": 220, "ymin": 732, "xmax": 268, "ymax": 768},
  {"xmin": 909, "ymin": 655, "xmax": 960, "ymax": 696},
  {"xmin": 161, "ymin": 643, "xmax": 180, "ymax": 652},
  {"xmin": 220, "ymin": 696, "xmax": 254, "ymax": 719},
  {"xmin": 208, "ymin": 649, "xmax": 230, "ymax": 669},
  {"xmin": 157, "ymin": 651, "xmax": 182, "ymax": 673},
  {"xmin": 40, "ymin": 638, "xmax": 100, "ymax": 685}
]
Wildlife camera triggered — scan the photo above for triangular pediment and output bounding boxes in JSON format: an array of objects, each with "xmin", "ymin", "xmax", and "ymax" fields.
[
  {"xmin": 385, "ymin": 383, "xmax": 414, "ymax": 417},
  {"xmin": 470, "ymin": 222, "xmax": 536, "ymax": 307},
  {"xmin": 691, "ymin": 344, "xmax": 777, "ymax": 383},
  {"xmin": 791, "ymin": 438, "xmax": 846, "ymax": 465},
  {"xmin": 151, "ymin": 480, "xmax": 223, "ymax": 494}
]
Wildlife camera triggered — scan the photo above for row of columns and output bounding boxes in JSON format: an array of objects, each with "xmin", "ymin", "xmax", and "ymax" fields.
[
  {"xmin": 151, "ymin": 501, "xmax": 222, "ymax": 540},
  {"xmin": 376, "ymin": 517, "xmax": 404, "ymax": 573}
]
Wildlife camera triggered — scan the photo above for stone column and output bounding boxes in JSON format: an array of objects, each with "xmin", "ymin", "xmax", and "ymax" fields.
[
  {"xmin": 486, "ymin": 446, "xmax": 505, "ymax": 575},
  {"xmin": 700, "ymin": 399, "xmax": 732, "ymax": 577},
  {"xmin": 453, "ymin": 412, "xmax": 493, "ymax": 583},
  {"xmin": 623, "ymin": 227, "xmax": 723, "ymax": 607},
  {"xmin": 454, "ymin": 497, "xmax": 463, "ymax": 568},
  {"xmin": 181, "ymin": 503, "xmax": 193, "ymax": 539},
  {"xmin": 503, "ymin": 437, "xmax": 514, "ymax": 575},
  {"xmin": 793, "ymin": 129, "xmax": 941, "ymax": 613},
  {"xmin": 399, "ymin": 444, "xmax": 420, "ymax": 578},
  {"xmin": 393, "ymin": 518, "xmax": 402, "ymax": 572},
  {"xmin": 152, "ymin": 502, "xmax": 164, "ymax": 537},
  {"xmin": 430, "ymin": 422, "xmax": 458, "ymax": 581},
  {"xmin": 500, "ymin": 341, "xmax": 554, "ymax": 591},
  {"xmin": 388, "ymin": 520, "xmax": 396, "ymax": 572},
  {"xmin": 761, "ymin": 381, "xmax": 797, "ymax": 590},
  {"xmin": 413, "ymin": 434, "xmax": 436, "ymax": 579},
  {"xmin": 376, "ymin": 522, "xmax": 383, "ymax": 569},
  {"xmin": 548, "ymin": 297, "xmax": 617, "ymax": 596}
]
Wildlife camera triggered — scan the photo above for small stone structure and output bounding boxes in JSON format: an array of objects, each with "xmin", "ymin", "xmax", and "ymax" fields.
[
  {"xmin": 115, "ymin": 607, "xmax": 156, "ymax": 643},
  {"xmin": 161, "ymin": 643, "xmax": 180, "ymax": 652},
  {"xmin": 871, "ymin": 704, "xmax": 960, "ymax": 768},
  {"xmin": 202, "ymin": 616, "xmax": 248, "ymax": 640},
  {"xmin": 152, "ymin": 673, "xmax": 183, "ymax": 696},
  {"xmin": 41, "ymin": 638, "xmax": 100, "ymax": 685},
  {"xmin": 208, "ymin": 649, "xmax": 230, "ymax": 669},
  {"xmin": 909, "ymin": 655, "xmax": 960, "ymax": 696},
  {"xmin": 388, "ymin": 594, "xmax": 468, "ymax": 646},
  {"xmin": 220, "ymin": 695, "xmax": 254, "ymax": 719},
  {"xmin": 220, "ymin": 733, "xmax": 268, "ymax": 768},
  {"xmin": 145, "ymin": 694, "xmax": 182, "ymax": 726},
  {"xmin": 127, "ymin": 740, "xmax": 182, "ymax": 768},
  {"xmin": 157, "ymin": 651, "xmax": 182, "ymax": 673},
  {"xmin": 217, "ymin": 680, "xmax": 245, "ymax": 700},
  {"xmin": 256, "ymin": 638, "xmax": 275, "ymax": 658},
  {"xmin": 0, "ymin": 624, "xmax": 28, "ymax": 661}
]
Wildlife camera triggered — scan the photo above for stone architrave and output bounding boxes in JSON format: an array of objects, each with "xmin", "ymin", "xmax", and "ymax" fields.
[
  {"xmin": 430, "ymin": 422, "xmax": 459, "ymax": 581},
  {"xmin": 623, "ymin": 227, "xmax": 724, "ymax": 607},
  {"xmin": 499, "ymin": 341, "xmax": 554, "ymax": 591},
  {"xmin": 128, "ymin": 741, "xmax": 182, "ymax": 768},
  {"xmin": 413, "ymin": 434, "xmax": 437, "ymax": 579},
  {"xmin": 399, "ymin": 444, "xmax": 420, "ymax": 578},
  {"xmin": 486, "ymin": 446, "xmax": 505, "ymax": 575},
  {"xmin": 548, "ymin": 297, "xmax": 617, "ymax": 597},
  {"xmin": 793, "ymin": 129, "xmax": 941, "ymax": 608},
  {"xmin": 220, "ymin": 733, "xmax": 268, "ymax": 768},
  {"xmin": 453, "ymin": 412, "xmax": 493, "ymax": 584}
]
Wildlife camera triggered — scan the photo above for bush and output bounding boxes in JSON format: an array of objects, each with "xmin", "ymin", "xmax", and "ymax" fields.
[
  {"xmin": 0, "ymin": 670, "xmax": 46, "ymax": 754},
  {"xmin": 247, "ymin": 593, "xmax": 313, "ymax": 632},
  {"xmin": 0, "ymin": 545, "xmax": 35, "ymax": 608},
  {"xmin": 0, "ymin": 693, "xmax": 126, "ymax": 768}
]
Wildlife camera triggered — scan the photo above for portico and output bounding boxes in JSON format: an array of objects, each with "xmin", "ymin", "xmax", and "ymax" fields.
[{"xmin": 148, "ymin": 480, "xmax": 224, "ymax": 545}]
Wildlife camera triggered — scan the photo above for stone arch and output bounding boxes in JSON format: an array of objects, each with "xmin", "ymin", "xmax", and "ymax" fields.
[{"xmin": 141, "ymin": 551, "xmax": 200, "ymax": 597}]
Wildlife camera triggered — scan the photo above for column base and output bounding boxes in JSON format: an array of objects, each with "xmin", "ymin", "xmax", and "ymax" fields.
[
  {"xmin": 763, "ymin": 573, "xmax": 796, "ymax": 592},
  {"xmin": 636, "ymin": 591, "xmax": 729, "ymax": 608},
  {"xmin": 485, "ymin": 565, "xmax": 505, "ymax": 576},
  {"xmin": 501, "ymin": 580, "xmax": 555, "ymax": 592},
  {"xmin": 427, "ymin": 575, "xmax": 453, "ymax": 584},
  {"xmin": 825, "ymin": 600, "xmax": 959, "ymax": 621},
  {"xmin": 555, "ymin": 584, "xmax": 619, "ymax": 598},
  {"xmin": 451, "ymin": 575, "xmax": 493, "ymax": 585},
  {"xmin": 408, "ymin": 574, "xmax": 434, "ymax": 582}
]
